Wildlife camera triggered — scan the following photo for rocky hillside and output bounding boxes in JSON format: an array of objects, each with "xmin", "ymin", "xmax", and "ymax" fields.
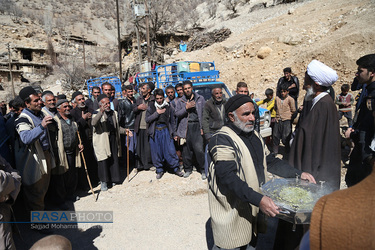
[
  {"xmin": 173, "ymin": 0, "xmax": 375, "ymax": 103},
  {"xmin": 0, "ymin": 0, "xmax": 374, "ymax": 102}
]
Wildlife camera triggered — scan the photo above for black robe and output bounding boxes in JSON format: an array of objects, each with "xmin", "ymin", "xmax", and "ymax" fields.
[{"xmin": 289, "ymin": 94, "xmax": 341, "ymax": 190}]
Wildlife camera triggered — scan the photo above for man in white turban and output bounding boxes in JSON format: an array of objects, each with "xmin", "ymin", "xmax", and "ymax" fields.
[
  {"xmin": 274, "ymin": 60, "xmax": 342, "ymax": 250},
  {"xmin": 289, "ymin": 59, "xmax": 341, "ymax": 190}
]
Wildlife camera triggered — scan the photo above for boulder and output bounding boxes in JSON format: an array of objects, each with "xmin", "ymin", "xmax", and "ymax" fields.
[{"xmin": 257, "ymin": 46, "xmax": 272, "ymax": 59}]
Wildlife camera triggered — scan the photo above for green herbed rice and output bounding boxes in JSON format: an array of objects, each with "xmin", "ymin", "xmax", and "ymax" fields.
[{"xmin": 278, "ymin": 186, "xmax": 313, "ymax": 205}]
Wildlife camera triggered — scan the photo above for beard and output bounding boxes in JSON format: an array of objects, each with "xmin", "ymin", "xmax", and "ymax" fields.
[
  {"xmin": 78, "ymin": 102, "xmax": 86, "ymax": 109},
  {"xmin": 232, "ymin": 111, "xmax": 254, "ymax": 133},
  {"xmin": 304, "ymin": 86, "xmax": 315, "ymax": 101}
]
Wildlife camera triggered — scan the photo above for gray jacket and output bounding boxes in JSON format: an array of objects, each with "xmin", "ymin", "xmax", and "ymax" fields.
[
  {"xmin": 202, "ymin": 97, "xmax": 226, "ymax": 140},
  {"xmin": 174, "ymin": 93, "xmax": 205, "ymax": 138}
]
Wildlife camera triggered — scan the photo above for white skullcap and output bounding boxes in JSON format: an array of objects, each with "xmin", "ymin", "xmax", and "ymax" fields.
[{"xmin": 307, "ymin": 59, "xmax": 338, "ymax": 87}]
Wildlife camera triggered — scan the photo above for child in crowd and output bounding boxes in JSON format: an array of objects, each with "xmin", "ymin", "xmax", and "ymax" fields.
[
  {"xmin": 273, "ymin": 84, "xmax": 296, "ymax": 155},
  {"xmin": 256, "ymin": 88, "xmax": 276, "ymax": 126},
  {"xmin": 335, "ymin": 84, "xmax": 354, "ymax": 127}
]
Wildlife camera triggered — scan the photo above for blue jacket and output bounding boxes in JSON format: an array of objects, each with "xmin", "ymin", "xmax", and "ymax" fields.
[{"xmin": 174, "ymin": 93, "xmax": 205, "ymax": 138}]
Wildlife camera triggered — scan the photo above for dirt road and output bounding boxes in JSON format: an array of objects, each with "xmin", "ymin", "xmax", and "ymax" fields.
[{"xmin": 15, "ymin": 169, "xmax": 212, "ymax": 249}]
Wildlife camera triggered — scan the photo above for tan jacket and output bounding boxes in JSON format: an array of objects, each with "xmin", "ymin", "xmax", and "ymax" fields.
[
  {"xmin": 91, "ymin": 110, "xmax": 122, "ymax": 162},
  {"xmin": 53, "ymin": 116, "xmax": 81, "ymax": 175},
  {"xmin": 275, "ymin": 95, "xmax": 296, "ymax": 121},
  {"xmin": 310, "ymin": 167, "xmax": 375, "ymax": 250},
  {"xmin": 208, "ymin": 126, "xmax": 268, "ymax": 249}
]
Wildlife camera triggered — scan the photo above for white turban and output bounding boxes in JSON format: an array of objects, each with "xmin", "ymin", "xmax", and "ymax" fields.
[{"xmin": 307, "ymin": 59, "xmax": 338, "ymax": 87}]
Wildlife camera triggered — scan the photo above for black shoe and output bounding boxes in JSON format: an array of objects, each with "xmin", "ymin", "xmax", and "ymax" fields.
[
  {"xmin": 156, "ymin": 172, "xmax": 164, "ymax": 179},
  {"xmin": 175, "ymin": 170, "xmax": 184, "ymax": 177}
]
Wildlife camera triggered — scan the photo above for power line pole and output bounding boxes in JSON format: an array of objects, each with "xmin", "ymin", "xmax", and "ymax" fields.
[
  {"xmin": 116, "ymin": 0, "xmax": 123, "ymax": 84},
  {"xmin": 135, "ymin": 21, "xmax": 142, "ymax": 73},
  {"xmin": 82, "ymin": 35, "xmax": 86, "ymax": 70},
  {"xmin": 133, "ymin": 2, "xmax": 143, "ymax": 73},
  {"xmin": 7, "ymin": 44, "xmax": 15, "ymax": 98},
  {"xmin": 144, "ymin": 0, "xmax": 151, "ymax": 63}
]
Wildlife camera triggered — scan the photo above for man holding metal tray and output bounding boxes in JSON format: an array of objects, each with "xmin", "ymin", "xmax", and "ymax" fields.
[{"xmin": 207, "ymin": 94, "xmax": 315, "ymax": 250}]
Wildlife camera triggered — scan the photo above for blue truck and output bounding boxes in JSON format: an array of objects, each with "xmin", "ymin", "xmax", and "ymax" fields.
[
  {"xmin": 135, "ymin": 61, "xmax": 272, "ymax": 137},
  {"xmin": 136, "ymin": 61, "xmax": 232, "ymax": 100}
]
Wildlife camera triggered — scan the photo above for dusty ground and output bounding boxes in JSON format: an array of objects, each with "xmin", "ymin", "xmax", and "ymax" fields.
[
  {"xmin": 13, "ymin": 140, "xmax": 349, "ymax": 250},
  {"xmin": 14, "ymin": 169, "xmax": 212, "ymax": 250}
]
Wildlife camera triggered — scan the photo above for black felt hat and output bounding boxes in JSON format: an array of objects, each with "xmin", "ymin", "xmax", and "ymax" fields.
[
  {"xmin": 97, "ymin": 94, "xmax": 109, "ymax": 103},
  {"xmin": 56, "ymin": 99, "xmax": 69, "ymax": 108},
  {"xmin": 19, "ymin": 86, "xmax": 37, "ymax": 101},
  {"xmin": 71, "ymin": 91, "xmax": 83, "ymax": 101},
  {"xmin": 57, "ymin": 94, "xmax": 67, "ymax": 100},
  {"xmin": 224, "ymin": 94, "xmax": 253, "ymax": 116}
]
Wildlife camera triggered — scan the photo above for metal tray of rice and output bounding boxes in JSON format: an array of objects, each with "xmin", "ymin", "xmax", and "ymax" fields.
[{"xmin": 261, "ymin": 177, "xmax": 333, "ymax": 225}]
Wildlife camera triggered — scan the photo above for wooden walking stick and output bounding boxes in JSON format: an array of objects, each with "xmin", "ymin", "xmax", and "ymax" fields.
[
  {"xmin": 126, "ymin": 129, "xmax": 130, "ymax": 182},
  {"xmin": 77, "ymin": 131, "xmax": 96, "ymax": 201}
]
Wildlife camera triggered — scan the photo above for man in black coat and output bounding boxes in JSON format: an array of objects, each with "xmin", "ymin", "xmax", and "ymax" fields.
[
  {"xmin": 133, "ymin": 83, "xmax": 154, "ymax": 171},
  {"xmin": 276, "ymin": 67, "xmax": 300, "ymax": 102},
  {"xmin": 118, "ymin": 85, "xmax": 137, "ymax": 169},
  {"xmin": 345, "ymin": 54, "xmax": 375, "ymax": 187},
  {"xmin": 276, "ymin": 67, "xmax": 300, "ymax": 121},
  {"xmin": 85, "ymin": 86, "xmax": 101, "ymax": 111},
  {"xmin": 70, "ymin": 91, "xmax": 98, "ymax": 189},
  {"xmin": 202, "ymin": 87, "xmax": 227, "ymax": 142}
]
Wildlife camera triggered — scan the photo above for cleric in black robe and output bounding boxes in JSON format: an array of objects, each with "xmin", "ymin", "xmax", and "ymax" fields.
[
  {"xmin": 274, "ymin": 60, "xmax": 341, "ymax": 250},
  {"xmin": 289, "ymin": 60, "xmax": 341, "ymax": 191}
]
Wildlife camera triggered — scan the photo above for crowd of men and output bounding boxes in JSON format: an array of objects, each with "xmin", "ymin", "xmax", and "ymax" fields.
[{"xmin": 0, "ymin": 54, "xmax": 374, "ymax": 249}]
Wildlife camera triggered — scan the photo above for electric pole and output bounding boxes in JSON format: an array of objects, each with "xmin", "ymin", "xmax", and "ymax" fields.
[
  {"xmin": 82, "ymin": 35, "xmax": 86, "ymax": 70},
  {"xmin": 7, "ymin": 44, "xmax": 15, "ymax": 98},
  {"xmin": 132, "ymin": 2, "xmax": 143, "ymax": 73},
  {"xmin": 144, "ymin": 0, "xmax": 151, "ymax": 63},
  {"xmin": 116, "ymin": 0, "xmax": 123, "ymax": 83}
]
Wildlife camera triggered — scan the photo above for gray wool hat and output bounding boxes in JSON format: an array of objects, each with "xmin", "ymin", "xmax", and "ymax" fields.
[{"xmin": 56, "ymin": 99, "xmax": 69, "ymax": 108}]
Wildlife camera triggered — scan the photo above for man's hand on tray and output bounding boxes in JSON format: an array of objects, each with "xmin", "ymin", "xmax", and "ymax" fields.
[
  {"xmin": 301, "ymin": 172, "xmax": 316, "ymax": 184},
  {"xmin": 259, "ymin": 196, "xmax": 279, "ymax": 217}
]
